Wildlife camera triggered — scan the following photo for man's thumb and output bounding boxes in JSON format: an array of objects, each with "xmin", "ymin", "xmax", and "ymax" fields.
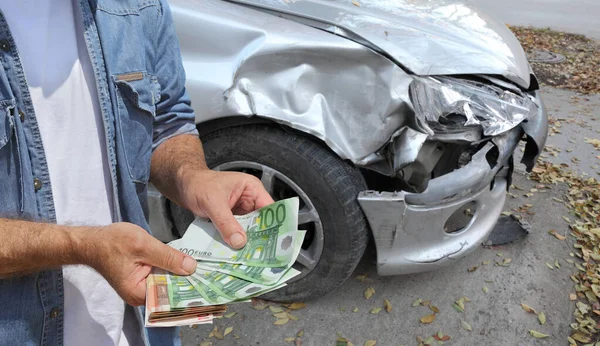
[
  {"xmin": 145, "ymin": 239, "xmax": 197, "ymax": 275},
  {"xmin": 205, "ymin": 205, "xmax": 247, "ymax": 249}
]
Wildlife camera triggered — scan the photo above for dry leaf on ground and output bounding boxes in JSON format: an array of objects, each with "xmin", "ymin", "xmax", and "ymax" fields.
[
  {"xmin": 286, "ymin": 302, "xmax": 307, "ymax": 310},
  {"xmin": 420, "ymin": 313, "xmax": 436, "ymax": 324},
  {"xmin": 521, "ymin": 303, "xmax": 537, "ymax": 314},
  {"xmin": 529, "ymin": 330, "xmax": 550, "ymax": 339},
  {"xmin": 274, "ymin": 318, "xmax": 289, "ymax": 325},
  {"xmin": 269, "ymin": 306, "xmax": 284, "ymax": 313},
  {"xmin": 364, "ymin": 287, "xmax": 375, "ymax": 300},
  {"xmin": 224, "ymin": 327, "xmax": 233, "ymax": 336},
  {"xmin": 460, "ymin": 320, "xmax": 472, "ymax": 332},
  {"xmin": 538, "ymin": 312, "xmax": 546, "ymax": 325},
  {"xmin": 549, "ymin": 229, "xmax": 566, "ymax": 240},
  {"xmin": 384, "ymin": 299, "xmax": 392, "ymax": 313}
]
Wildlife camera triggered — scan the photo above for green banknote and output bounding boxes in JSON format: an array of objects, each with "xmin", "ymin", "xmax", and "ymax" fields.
[
  {"xmin": 171, "ymin": 197, "xmax": 300, "ymax": 267},
  {"xmin": 190, "ymin": 266, "xmax": 301, "ymax": 301},
  {"xmin": 165, "ymin": 272, "xmax": 210, "ymax": 309},
  {"xmin": 196, "ymin": 231, "xmax": 305, "ymax": 285}
]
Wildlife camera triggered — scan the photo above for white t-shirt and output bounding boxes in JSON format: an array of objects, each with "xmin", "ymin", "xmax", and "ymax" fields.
[{"xmin": 1, "ymin": 1, "xmax": 142, "ymax": 345}]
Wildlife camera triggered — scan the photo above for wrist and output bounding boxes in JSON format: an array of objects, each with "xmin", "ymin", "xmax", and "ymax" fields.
[{"xmin": 67, "ymin": 225, "xmax": 103, "ymax": 268}]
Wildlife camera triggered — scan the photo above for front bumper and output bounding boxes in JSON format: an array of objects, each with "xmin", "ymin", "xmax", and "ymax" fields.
[{"xmin": 357, "ymin": 91, "xmax": 548, "ymax": 276}]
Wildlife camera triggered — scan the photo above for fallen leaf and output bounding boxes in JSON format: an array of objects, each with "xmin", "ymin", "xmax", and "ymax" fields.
[
  {"xmin": 529, "ymin": 330, "xmax": 549, "ymax": 339},
  {"xmin": 421, "ymin": 300, "xmax": 431, "ymax": 306},
  {"xmin": 538, "ymin": 312, "xmax": 546, "ymax": 325},
  {"xmin": 420, "ymin": 313, "xmax": 436, "ymax": 324},
  {"xmin": 199, "ymin": 341, "xmax": 213, "ymax": 346},
  {"xmin": 423, "ymin": 336, "xmax": 435, "ymax": 345},
  {"xmin": 252, "ymin": 304, "xmax": 269, "ymax": 310},
  {"xmin": 284, "ymin": 337, "xmax": 296, "ymax": 342},
  {"xmin": 384, "ymin": 299, "xmax": 392, "ymax": 313},
  {"xmin": 503, "ymin": 258, "xmax": 512, "ymax": 265},
  {"xmin": 570, "ymin": 293, "xmax": 577, "ymax": 301},
  {"xmin": 370, "ymin": 307, "xmax": 382, "ymax": 314},
  {"xmin": 269, "ymin": 306, "xmax": 284, "ymax": 313},
  {"xmin": 286, "ymin": 302, "xmax": 307, "ymax": 310},
  {"xmin": 549, "ymin": 229, "xmax": 566, "ymax": 240},
  {"xmin": 214, "ymin": 329, "xmax": 224, "ymax": 340},
  {"xmin": 482, "ymin": 260, "xmax": 491, "ymax": 265},
  {"xmin": 483, "ymin": 286, "xmax": 489, "ymax": 293},
  {"xmin": 571, "ymin": 332, "xmax": 591, "ymax": 343},
  {"xmin": 468, "ymin": 266, "xmax": 478, "ymax": 272},
  {"xmin": 411, "ymin": 298, "xmax": 422, "ymax": 307},
  {"xmin": 430, "ymin": 305, "xmax": 440, "ymax": 313},
  {"xmin": 521, "ymin": 303, "xmax": 537, "ymax": 314},
  {"xmin": 273, "ymin": 312, "xmax": 288, "ymax": 319},
  {"xmin": 352, "ymin": 307, "xmax": 359, "ymax": 313},
  {"xmin": 546, "ymin": 262, "xmax": 554, "ymax": 270},
  {"xmin": 351, "ymin": 0, "xmax": 360, "ymax": 6},
  {"xmin": 555, "ymin": 260, "xmax": 560, "ymax": 268},
  {"xmin": 452, "ymin": 303, "xmax": 464, "ymax": 313},
  {"xmin": 274, "ymin": 318, "xmax": 289, "ymax": 325},
  {"xmin": 441, "ymin": 335, "xmax": 451, "ymax": 341},
  {"xmin": 288, "ymin": 313, "xmax": 299, "ymax": 321},
  {"xmin": 224, "ymin": 327, "xmax": 233, "ymax": 336},
  {"xmin": 208, "ymin": 327, "xmax": 217, "ymax": 338},
  {"xmin": 297, "ymin": 330, "xmax": 304, "ymax": 337},
  {"xmin": 364, "ymin": 341, "xmax": 376, "ymax": 346},
  {"xmin": 364, "ymin": 287, "xmax": 375, "ymax": 300},
  {"xmin": 356, "ymin": 274, "xmax": 367, "ymax": 282},
  {"xmin": 224, "ymin": 312, "xmax": 236, "ymax": 318},
  {"xmin": 460, "ymin": 320, "xmax": 472, "ymax": 331}
]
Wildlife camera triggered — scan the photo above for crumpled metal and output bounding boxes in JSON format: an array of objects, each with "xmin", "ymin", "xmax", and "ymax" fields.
[{"xmin": 409, "ymin": 76, "xmax": 538, "ymax": 137}]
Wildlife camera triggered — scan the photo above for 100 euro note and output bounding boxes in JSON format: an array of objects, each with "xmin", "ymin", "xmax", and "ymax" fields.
[
  {"xmin": 196, "ymin": 231, "xmax": 306, "ymax": 285},
  {"xmin": 170, "ymin": 197, "xmax": 299, "ymax": 267}
]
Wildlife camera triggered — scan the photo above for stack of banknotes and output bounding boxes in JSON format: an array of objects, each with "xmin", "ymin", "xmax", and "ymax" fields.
[{"xmin": 145, "ymin": 197, "xmax": 304, "ymax": 327}]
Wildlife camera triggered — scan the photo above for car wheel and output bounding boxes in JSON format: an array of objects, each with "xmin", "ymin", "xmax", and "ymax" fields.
[{"xmin": 194, "ymin": 124, "xmax": 369, "ymax": 301}]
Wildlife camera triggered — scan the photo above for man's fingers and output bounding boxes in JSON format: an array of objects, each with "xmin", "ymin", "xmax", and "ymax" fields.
[
  {"xmin": 204, "ymin": 204, "xmax": 247, "ymax": 249},
  {"xmin": 142, "ymin": 237, "xmax": 197, "ymax": 275}
]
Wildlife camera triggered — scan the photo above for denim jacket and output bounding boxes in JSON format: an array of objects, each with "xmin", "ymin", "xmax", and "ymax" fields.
[{"xmin": 0, "ymin": 0, "xmax": 197, "ymax": 345}]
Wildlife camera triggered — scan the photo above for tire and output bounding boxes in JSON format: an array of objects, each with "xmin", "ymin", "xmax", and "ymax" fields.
[{"xmin": 200, "ymin": 124, "xmax": 369, "ymax": 302}]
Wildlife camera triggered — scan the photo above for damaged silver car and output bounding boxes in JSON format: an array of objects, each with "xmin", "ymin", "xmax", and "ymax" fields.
[{"xmin": 149, "ymin": 0, "xmax": 548, "ymax": 301}]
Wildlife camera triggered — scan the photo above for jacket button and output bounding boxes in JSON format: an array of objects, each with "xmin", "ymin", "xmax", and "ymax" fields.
[
  {"xmin": 49, "ymin": 308, "xmax": 60, "ymax": 319},
  {"xmin": 33, "ymin": 178, "xmax": 42, "ymax": 191},
  {"xmin": 19, "ymin": 110, "xmax": 24, "ymax": 122},
  {"xmin": 0, "ymin": 40, "xmax": 10, "ymax": 52}
]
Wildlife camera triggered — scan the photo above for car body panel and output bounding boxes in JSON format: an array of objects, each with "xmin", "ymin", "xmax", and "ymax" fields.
[
  {"xmin": 226, "ymin": 0, "xmax": 532, "ymax": 88},
  {"xmin": 171, "ymin": 0, "xmax": 416, "ymax": 162}
]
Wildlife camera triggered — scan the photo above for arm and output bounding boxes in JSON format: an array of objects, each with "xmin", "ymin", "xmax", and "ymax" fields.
[
  {"xmin": 0, "ymin": 219, "xmax": 196, "ymax": 305},
  {"xmin": 149, "ymin": 1, "xmax": 273, "ymax": 248}
]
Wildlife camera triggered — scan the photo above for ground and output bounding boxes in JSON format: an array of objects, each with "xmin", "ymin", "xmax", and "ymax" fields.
[{"xmin": 181, "ymin": 86, "xmax": 600, "ymax": 346}]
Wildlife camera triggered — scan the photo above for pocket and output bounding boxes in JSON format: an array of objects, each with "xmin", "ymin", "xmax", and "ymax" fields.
[
  {"xmin": 113, "ymin": 71, "xmax": 160, "ymax": 184},
  {"xmin": 0, "ymin": 100, "xmax": 14, "ymax": 150}
]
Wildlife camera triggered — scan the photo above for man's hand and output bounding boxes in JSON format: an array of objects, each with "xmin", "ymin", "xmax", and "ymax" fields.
[
  {"xmin": 150, "ymin": 134, "xmax": 274, "ymax": 250},
  {"xmin": 87, "ymin": 222, "xmax": 197, "ymax": 306},
  {"xmin": 179, "ymin": 170, "xmax": 274, "ymax": 249}
]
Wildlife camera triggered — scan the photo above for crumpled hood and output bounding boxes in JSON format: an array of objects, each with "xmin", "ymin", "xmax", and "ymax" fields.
[{"xmin": 227, "ymin": 0, "xmax": 533, "ymax": 88}]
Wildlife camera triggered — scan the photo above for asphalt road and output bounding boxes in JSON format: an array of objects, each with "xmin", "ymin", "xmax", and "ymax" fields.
[
  {"xmin": 467, "ymin": 0, "xmax": 600, "ymax": 39},
  {"xmin": 181, "ymin": 87, "xmax": 600, "ymax": 346}
]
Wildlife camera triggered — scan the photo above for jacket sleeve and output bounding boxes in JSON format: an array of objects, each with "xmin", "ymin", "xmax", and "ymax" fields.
[{"xmin": 151, "ymin": 0, "xmax": 199, "ymax": 151}]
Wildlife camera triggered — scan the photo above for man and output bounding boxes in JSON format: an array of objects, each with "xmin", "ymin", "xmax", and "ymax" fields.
[{"xmin": 0, "ymin": 0, "xmax": 273, "ymax": 345}]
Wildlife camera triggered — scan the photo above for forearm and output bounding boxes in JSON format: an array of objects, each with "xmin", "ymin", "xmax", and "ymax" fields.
[
  {"xmin": 150, "ymin": 134, "xmax": 210, "ymax": 209},
  {"xmin": 0, "ymin": 218, "xmax": 96, "ymax": 278}
]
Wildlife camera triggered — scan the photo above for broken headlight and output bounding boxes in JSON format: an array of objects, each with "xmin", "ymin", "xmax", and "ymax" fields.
[{"xmin": 409, "ymin": 76, "xmax": 537, "ymax": 137}]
